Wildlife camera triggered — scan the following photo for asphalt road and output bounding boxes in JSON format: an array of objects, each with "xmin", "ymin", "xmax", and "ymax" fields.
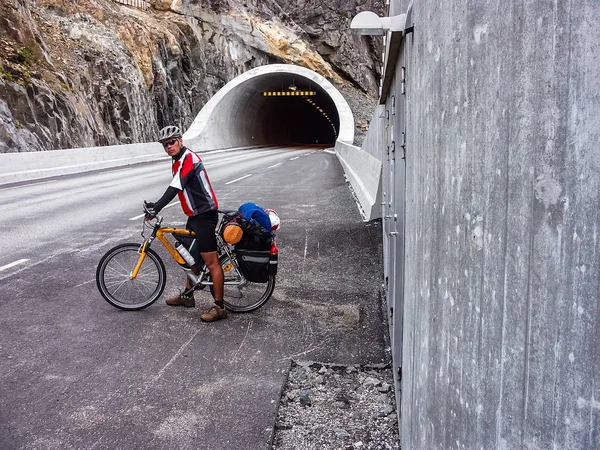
[{"xmin": 0, "ymin": 145, "xmax": 387, "ymax": 449}]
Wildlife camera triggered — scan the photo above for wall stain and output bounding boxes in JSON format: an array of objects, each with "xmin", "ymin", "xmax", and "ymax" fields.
[{"xmin": 534, "ymin": 174, "xmax": 562, "ymax": 208}]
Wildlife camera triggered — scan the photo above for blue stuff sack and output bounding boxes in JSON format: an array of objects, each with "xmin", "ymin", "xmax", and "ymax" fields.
[
  {"xmin": 238, "ymin": 202, "xmax": 272, "ymax": 233},
  {"xmin": 235, "ymin": 202, "xmax": 273, "ymax": 251}
]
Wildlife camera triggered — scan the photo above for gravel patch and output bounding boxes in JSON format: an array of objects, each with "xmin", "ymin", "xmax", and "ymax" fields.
[{"xmin": 272, "ymin": 361, "xmax": 400, "ymax": 449}]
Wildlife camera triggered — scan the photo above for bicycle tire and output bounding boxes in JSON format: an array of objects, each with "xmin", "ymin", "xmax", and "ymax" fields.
[
  {"xmin": 96, "ymin": 243, "xmax": 166, "ymax": 311},
  {"xmin": 209, "ymin": 252, "xmax": 275, "ymax": 313}
]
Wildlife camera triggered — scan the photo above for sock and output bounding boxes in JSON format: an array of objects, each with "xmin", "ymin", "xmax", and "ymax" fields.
[{"xmin": 215, "ymin": 300, "xmax": 225, "ymax": 309}]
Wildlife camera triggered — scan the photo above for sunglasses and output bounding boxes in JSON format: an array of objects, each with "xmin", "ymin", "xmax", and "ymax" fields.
[{"xmin": 162, "ymin": 139, "xmax": 178, "ymax": 148}]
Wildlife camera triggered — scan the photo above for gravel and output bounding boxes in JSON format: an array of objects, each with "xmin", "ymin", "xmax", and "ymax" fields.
[{"xmin": 272, "ymin": 361, "xmax": 401, "ymax": 449}]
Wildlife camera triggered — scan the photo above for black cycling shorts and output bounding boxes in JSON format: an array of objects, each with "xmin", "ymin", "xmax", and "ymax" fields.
[{"xmin": 186, "ymin": 211, "xmax": 218, "ymax": 253}]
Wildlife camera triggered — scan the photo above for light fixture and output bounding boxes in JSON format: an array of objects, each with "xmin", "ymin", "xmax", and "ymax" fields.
[{"xmin": 350, "ymin": 11, "xmax": 407, "ymax": 36}]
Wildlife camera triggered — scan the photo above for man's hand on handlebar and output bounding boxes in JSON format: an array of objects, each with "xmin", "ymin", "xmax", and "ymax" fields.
[{"xmin": 143, "ymin": 201, "xmax": 157, "ymax": 221}]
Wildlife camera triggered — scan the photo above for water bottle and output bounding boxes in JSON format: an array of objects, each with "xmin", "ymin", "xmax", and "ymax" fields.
[{"xmin": 175, "ymin": 242, "xmax": 196, "ymax": 267}]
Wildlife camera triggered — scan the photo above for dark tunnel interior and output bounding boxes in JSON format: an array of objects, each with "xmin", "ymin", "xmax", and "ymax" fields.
[
  {"xmin": 253, "ymin": 73, "xmax": 340, "ymax": 145},
  {"xmin": 204, "ymin": 71, "xmax": 343, "ymax": 148}
]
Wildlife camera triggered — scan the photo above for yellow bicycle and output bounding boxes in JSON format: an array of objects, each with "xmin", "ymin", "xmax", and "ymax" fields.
[{"xmin": 96, "ymin": 210, "xmax": 278, "ymax": 312}]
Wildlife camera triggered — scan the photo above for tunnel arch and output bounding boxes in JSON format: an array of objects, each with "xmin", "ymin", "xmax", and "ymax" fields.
[{"xmin": 183, "ymin": 64, "xmax": 354, "ymax": 149}]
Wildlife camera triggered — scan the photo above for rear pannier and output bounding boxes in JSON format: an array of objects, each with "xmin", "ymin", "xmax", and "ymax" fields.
[{"xmin": 236, "ymin": 249, "xmax": 271, "ymax": 283}]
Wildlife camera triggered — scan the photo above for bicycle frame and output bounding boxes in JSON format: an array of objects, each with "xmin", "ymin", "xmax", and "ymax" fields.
[
  {"xmin": 130, "ymin": 217, "xmax": 190, "ymax": 278},
  {"xmin": 130, "ymin": 215, "xmax": 244, "ymax": 289}
]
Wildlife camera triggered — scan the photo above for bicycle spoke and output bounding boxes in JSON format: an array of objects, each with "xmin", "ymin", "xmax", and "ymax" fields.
[
  {"xmin": 104, "ymin": 265, "xmax": 129, "ymax": 278},
  {"xmin": 106, "ymin": 278, "xmax": 130, "ymax": 294},
  {"xmin": 110, "ymin": 257, "xmax": 135, "ymax": 275}
]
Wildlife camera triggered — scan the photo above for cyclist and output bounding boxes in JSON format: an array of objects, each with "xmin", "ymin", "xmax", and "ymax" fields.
[{"xmin": 144, "ymin": 125, "xmax": 227, "ymax": 322}]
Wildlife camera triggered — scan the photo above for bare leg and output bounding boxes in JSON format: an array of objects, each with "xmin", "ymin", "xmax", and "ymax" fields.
[{"xmin": 201, "ymin": 251, "xmax": 224, "ymax": 301}]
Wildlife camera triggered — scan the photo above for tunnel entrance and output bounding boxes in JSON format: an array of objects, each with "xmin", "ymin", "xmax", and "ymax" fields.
[
  {"xmin": 184, "ymin": 64, "xmax": 354, "ymax": 150},
  {"xmin": 254, "ymin": 73, "xmax": 339, "ymax": 145}
]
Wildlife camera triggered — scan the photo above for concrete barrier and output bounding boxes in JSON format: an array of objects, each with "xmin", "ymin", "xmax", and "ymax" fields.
[
  {"xmin": 335, "ymin": 140, "xmax": 382, "ymax": 221},
  {"xmin": 0, "ymin": 143, "xmax": 168, "ymax": 186},
  {"xmin": 334, "ymin": 105, "xmax": 385, "ymax": 221}
]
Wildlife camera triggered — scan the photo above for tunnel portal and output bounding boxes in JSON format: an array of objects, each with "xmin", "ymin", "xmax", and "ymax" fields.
[{"xmin": 184, "ymin": 64, "xmax": 354, "ymax": 149}]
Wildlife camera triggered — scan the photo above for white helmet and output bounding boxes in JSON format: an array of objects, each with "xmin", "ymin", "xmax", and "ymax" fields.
[
  {"xmin": 265, "ymin": 209, "xmax": 280, "ymax": 231},
  {"xmin": 157, "ymin": 125, "xmax": 182, "ymax": 142}
]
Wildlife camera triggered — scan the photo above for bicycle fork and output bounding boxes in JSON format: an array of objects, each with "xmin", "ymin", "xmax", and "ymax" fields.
[{"xmin": 130, "ymin": 241, "xmax": 150, "ymax": 279}]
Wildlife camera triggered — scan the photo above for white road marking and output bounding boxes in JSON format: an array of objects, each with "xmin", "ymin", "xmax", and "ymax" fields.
[
  {"xmin": 323, "ymin": 149, "xmax": 336, "ymax": 154},
  {"xmin": 267, "ymin": 163, "xmax": 283, "ymax": 169},
  {"xmin": 129, "ymin": 201, "xmax": 180, "ymax": 221},
  {"xmin": 290, "ymin": 157, "xmax": 300, "ymax": 160},
  {"xmin": 0, "ymin": 259, "xmax": 30, "ymax": 272},
  {"xmin": 226, "ymin": 174, "xmax": 253, "ymax": 185}
]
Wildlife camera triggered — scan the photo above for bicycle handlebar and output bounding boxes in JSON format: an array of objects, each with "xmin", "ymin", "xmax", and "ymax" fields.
[{"xmin": 142, "ymin": 202, "xmax": 163, "ymax": 226}]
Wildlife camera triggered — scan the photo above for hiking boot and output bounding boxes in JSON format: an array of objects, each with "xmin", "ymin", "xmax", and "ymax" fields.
[
  {"xmin": 165, "ymin": 292, "xmax": 195, "ymax": 307},
  {"xmin": 200, "ymin": 305, "xmax": 227, "ymax": 322}
]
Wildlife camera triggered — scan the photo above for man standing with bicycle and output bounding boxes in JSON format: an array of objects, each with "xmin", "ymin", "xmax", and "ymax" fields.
[{"xmin": 144, "ymin": 125, "xmax": 227, "ymax": 322}]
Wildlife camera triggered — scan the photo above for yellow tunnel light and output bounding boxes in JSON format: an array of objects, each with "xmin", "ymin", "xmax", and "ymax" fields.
[{"xmin": 262, "ymin": 91, "xmax": 316, "ymax": 97}]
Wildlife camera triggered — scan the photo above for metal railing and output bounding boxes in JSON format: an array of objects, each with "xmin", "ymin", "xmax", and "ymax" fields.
[{"xmin": 111, "ymin": 0, "xmax": 149, "ymax": 9}]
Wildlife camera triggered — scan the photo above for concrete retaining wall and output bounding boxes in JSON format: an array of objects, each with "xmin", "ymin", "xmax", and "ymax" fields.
[
  {"xmin": 378, "ymin": 0, "xmax": 600, "ymax": 448},
  {"xmin": 0, "ymin": 143, "xmax": 167, "ymax": 186}
]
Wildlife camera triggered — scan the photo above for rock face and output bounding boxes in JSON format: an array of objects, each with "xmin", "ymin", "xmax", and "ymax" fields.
[{"xmin": 0, "ymin": 0, "xmax": 384, "ymax": 152}]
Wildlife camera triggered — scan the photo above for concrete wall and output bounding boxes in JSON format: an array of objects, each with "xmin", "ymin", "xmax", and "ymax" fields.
[
  {"xmin": 381, "ymin": 0, "xmax": 600, "ymax": 448},
  {"xmin": 358, "ymin": 104, "xmax": 386, "ymax": 162},
  {"xmin": 0, "ymin": 143, "xmax": 166, "ymax": 186}
]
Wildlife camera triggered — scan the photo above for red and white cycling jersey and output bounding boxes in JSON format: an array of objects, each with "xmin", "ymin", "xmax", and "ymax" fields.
[{"xmin": 169, "ymin": 147, "xmax": 218, "ymax": 216}]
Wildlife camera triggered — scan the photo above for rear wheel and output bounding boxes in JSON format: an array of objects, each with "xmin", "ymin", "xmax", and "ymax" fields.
[
  {"xmin": 209, "ymin": 252, "xmax": 275, "ymax": 313},
  {"xmin": 96, "ymin": 243, "xmax": 166, "ymax": 310}
]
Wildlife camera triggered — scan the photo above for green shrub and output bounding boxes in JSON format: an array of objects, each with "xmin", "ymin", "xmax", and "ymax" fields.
[
  {"xmin": 13, "ymin": 45, "xmax": 34, "ymax": 65},
  {"xmin": 0, "ymin": 67, "xmax": 13, "ymax": 83}
]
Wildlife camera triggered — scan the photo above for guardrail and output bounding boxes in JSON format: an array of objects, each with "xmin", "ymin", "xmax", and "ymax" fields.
[{"xmin": 111, "ymin": 0, "xmax": 149, "ymax": 9}]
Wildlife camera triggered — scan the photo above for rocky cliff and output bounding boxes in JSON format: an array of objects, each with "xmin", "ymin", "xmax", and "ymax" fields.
[{"xmin": 0, "ymin": 0, "xmax": 384, "ymax": 152}]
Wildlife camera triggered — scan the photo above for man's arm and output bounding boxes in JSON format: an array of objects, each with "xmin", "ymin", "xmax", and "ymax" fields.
[{"xmin": 145, "ymin": 186, "xmax": 179, "ymax": 217}]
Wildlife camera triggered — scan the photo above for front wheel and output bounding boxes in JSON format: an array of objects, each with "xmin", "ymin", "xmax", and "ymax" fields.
[
  {"xmin": 96, "ymin": 243, "xmax": 167, "ymax": 310},
  {"xmin": 209, "ymin": 252, "xmax": 275, "ymax": 313}
]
